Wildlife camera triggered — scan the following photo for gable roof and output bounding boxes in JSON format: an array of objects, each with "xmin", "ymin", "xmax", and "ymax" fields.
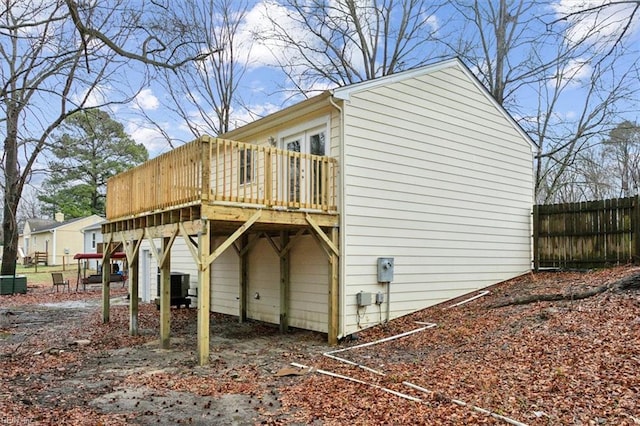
[
  {"xmin": 26, "ymin": 217, "xmax": 86, "ymax": 233},
  {"xmin": 25, "ymin": 219, "xmax": 59, "ymax": 233},
  {"xmin": 81, "ymin": 219, "xmax": 107, "ymax": 232},
  {"xmin": 220, "ymin": 91, "xmax": 332, "ymax": 140},
  {"xmin": 332, "ymin": 57, "xmax": 537, "ymax": 150},
  {"xmin": 25, "ymin": 215, "xmax": 104, "ymax": 234},
  {"xmin": 222, "ymin": 57, "xmax": 536, "ymax": 151}
]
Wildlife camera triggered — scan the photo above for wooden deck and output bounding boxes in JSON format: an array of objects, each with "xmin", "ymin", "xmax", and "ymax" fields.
[
  {"xmin": 105, "ymin": 135, "xmax": 339, "ymax": 231},
  {"xmin": 102, "ymin": 136, "xmax": 340, "ymax": 365}
]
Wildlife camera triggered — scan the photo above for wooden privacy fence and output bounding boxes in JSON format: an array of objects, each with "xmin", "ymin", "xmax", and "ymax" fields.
[{"xmin": 533, "ymin": 196, "xmax": 640, "ymax": 269}]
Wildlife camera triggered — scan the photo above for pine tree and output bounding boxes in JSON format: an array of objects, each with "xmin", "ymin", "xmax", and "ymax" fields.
[{"xmin": 39, "ymin": 109, "xmax": 148, "ymax": 218}]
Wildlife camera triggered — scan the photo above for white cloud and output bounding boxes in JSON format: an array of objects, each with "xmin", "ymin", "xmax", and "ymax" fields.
[
  {"xmin": 240, "ymin": 0, "xmax": 364, "ymax": 73},
  {"xmin": 554, "ymin": 58, "xmax": 592, "ymax": 87},
  {"xmin": 567, "ymin": 59, "xmax": 591, "ymax": 80},
  {"xmin": 133, "ymin": 88, "xmax": 160, "ymax": 111},
  {"xmin": 239, "ymin": 1, "xmax": 293, "ymax": 69},
  {"xmin": 126, "ymin": 120, "xmax": 176, "ymax": 157},
  {"xmin": 227, "ymin": 102, "xmax": 282, "ymax": 131},
  {"xmin": 71, "ymin": 85, "xmax": 110, "ymax": 108},
  {"xmin": 552, "ymin": 0, "xmax": 640, "ymax": 48}
]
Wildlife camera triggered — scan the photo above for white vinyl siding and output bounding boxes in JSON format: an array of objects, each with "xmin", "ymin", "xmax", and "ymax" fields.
[
  {"xmin": 210, "ymin": 237, "xmax": 240, "ymax": 316},
  {"xmin": 247, "ymin": 238, "xmax": 280, "ymax": 324},
  {"xmin": 139, "ymin": 239, "xmax": 158, "ymax": 303},
  {"xmin": 138, "ymin": 237, "xmax": 241, "ymax": 315},
  {"xmin": 289, "ymin": 235, "xmax": 328, "ymax": 332},
  {"xmin": 126, "ymin": 60, "xmax": 533, "ymax": 340},
  {"xmin": 340, "ymin": 64, "xmax": 533, "ymax": 335},
  {"xmin": 243, "ymin": 234, "xmax": 329, "ymax": 331}
]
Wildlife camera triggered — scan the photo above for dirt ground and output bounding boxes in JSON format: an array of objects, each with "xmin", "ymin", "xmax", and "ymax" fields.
[
  {"xmin": 0, "ymin": 286, "xmax": 330, "ymax": 425},
  {"xmin": 1, "ymin": 267, "xmax": 640, "ymax": 425}
]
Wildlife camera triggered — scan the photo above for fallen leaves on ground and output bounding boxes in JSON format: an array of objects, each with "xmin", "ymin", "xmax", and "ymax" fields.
[
  {"xmin": 0, "ymin": 266, "xmax": 639, "ymax": 424},
  {"xmin": 275, "ymin": 266, "xmax": 640, "ymax": 425}
]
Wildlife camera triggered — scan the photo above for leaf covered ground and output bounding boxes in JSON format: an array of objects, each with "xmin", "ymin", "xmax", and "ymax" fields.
[{"xmin": 1, "ymin": 267, "xmax": 639, "ymax": 425}]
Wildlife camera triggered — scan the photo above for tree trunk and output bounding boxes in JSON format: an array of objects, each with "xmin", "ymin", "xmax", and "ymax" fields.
[
  {"xmin": 2, "ymin": 105, "xmax": 20, "ymax": 277},
  {"xmin": 491, "ymin": 273, "xmax": 640, "ymax": 308}
]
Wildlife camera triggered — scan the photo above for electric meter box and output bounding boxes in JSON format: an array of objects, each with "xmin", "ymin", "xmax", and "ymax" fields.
[{"xmin": 377, "ymin": 257, "xmax": 394, "ymax": 282}]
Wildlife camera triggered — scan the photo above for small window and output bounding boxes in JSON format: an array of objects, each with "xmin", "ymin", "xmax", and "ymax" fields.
[
  {"xmin": 239, "ymin": 149, "xmax": 254, "ymax": 184},
  {"xmin": 91, "ymin": 232, "xmax": 96, "ymax": 249}
]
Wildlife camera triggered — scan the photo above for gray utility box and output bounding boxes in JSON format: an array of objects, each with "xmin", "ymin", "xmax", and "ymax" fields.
[
  {"xmin": 357, "ymin": 291, "xmax": 372, "ymax": 307},
  {"xmin": 377, "ymin": 257, "xmax": 394, "ymax": 282}
]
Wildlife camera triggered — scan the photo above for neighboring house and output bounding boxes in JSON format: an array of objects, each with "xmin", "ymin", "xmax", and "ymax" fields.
[
  {"xmin": 80, "ymin": 219, "xmax": 107, "ymax": 270},
  {"xmin": 103, "ymin": 58, "xmax": 535, "ymax": 364},
  {"xmin": 20, "ymin": 213, "xmax": 105, "ymax": 266}
]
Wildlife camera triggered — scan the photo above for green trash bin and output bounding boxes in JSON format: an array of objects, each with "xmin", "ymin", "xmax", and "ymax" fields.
[{"xmin": 0, "ymin": 275, "xmax": 27, "ymax": 295}]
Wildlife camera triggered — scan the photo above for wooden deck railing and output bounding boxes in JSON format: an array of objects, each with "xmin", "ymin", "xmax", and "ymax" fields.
[{"xmin": 106, "ymin": 136, "xmax": 338, "ymax": 220}]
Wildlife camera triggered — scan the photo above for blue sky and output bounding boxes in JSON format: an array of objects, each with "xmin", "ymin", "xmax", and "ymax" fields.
[{"xmin": 73, "ymin": 0, "xmax": 640, "ymax": 158}]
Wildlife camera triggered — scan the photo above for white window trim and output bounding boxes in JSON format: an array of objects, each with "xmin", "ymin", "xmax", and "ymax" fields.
[{"xmin": 277, "ymin": 115, "xmax": 330, "ymax": 155}]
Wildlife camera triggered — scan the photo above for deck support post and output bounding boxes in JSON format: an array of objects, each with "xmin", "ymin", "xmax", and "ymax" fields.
[
  {"xmin": 197, "ymin": 220, "xmax": 211, "ymax": 365},
  {"xmin": 328, "ymin": 226, "xmax": 339, "ymax": 345},
  {"xmin": 101, "ymin": 246, "xmax": 112, "ymax": 323},
  {"xmin": 306, "ymin": 215, "xmax": 340, "ymax": 345},
  {"xmin": 121, "ymin": 231, "xmax": 144, "ymax": 336},
  {"xmin": 279, "ymin": 231, "xmax": 290, "ymax": 333},
  {"xmin": 159, "ymin": 237, "xmax": 171, "ymax": 349},
  {"xmin": 182, "ymin": 214, "xmax": 259, "ymax": 365},
  {"xmin": 129, "ymin": 244, "xmax": 140, "ymax": 336},
  {"xmin": 239, "ymin": 234, "xmax": 249, "ymax": 323}
]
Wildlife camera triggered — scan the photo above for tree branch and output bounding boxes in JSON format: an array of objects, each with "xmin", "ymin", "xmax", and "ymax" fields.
[{"xmin": 64, "ymin": 0, "xmax": 220, "ymax": 71}]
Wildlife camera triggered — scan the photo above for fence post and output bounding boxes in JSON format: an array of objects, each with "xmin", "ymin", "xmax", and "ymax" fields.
[{"xmin": 532, "ymin": 205, "xmax": 539, "ymax": 272}]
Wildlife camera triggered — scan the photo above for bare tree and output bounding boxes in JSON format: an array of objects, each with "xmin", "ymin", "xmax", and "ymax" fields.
[
  {"xmin": 153, "ymin": 0, "xmax": 252, "ymax": 140},
  {"xmin": 447, "ymin": 0, "xmax": 576, "ymax": 111},
  {"xmin": 601, "ymin": 121, "xmax": 640, "ymax": 197},
  {"xmin": 448, "ymin": 0, "xmax": 640, "ymax": 203},
  {"xmin": 550, "ymin": 0, "xmax": 640, "ymax": 60},
  {"xmin": 64, "ymin": 0, "xmax": 220, "ymax": 71},
  {"xmin": 1, "ymin": 1, "xmax": 221, "ymax": 275},
  {"xmin": 540, "ymin": 143, "xmax": 616, "ymax": 203},
  {"xmin": 1, "ymin": 1, "xmax": 138, "ymax": 275},
  {"xmin": 255, "ymin": 0, "xmax": 451, "ymax": 96},
  {"xmin": 553, "ymin": 121, "xmax": 640, "ymax": 203}
]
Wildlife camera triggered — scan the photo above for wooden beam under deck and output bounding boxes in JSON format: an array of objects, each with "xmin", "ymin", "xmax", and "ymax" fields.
[
  {"xmin": 104, "ymin": 204, "xmax": 338, "ymax": 236},
  {"xmin": 202, "ymin": 205, "xmax": 338, "ymax": 229}
]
